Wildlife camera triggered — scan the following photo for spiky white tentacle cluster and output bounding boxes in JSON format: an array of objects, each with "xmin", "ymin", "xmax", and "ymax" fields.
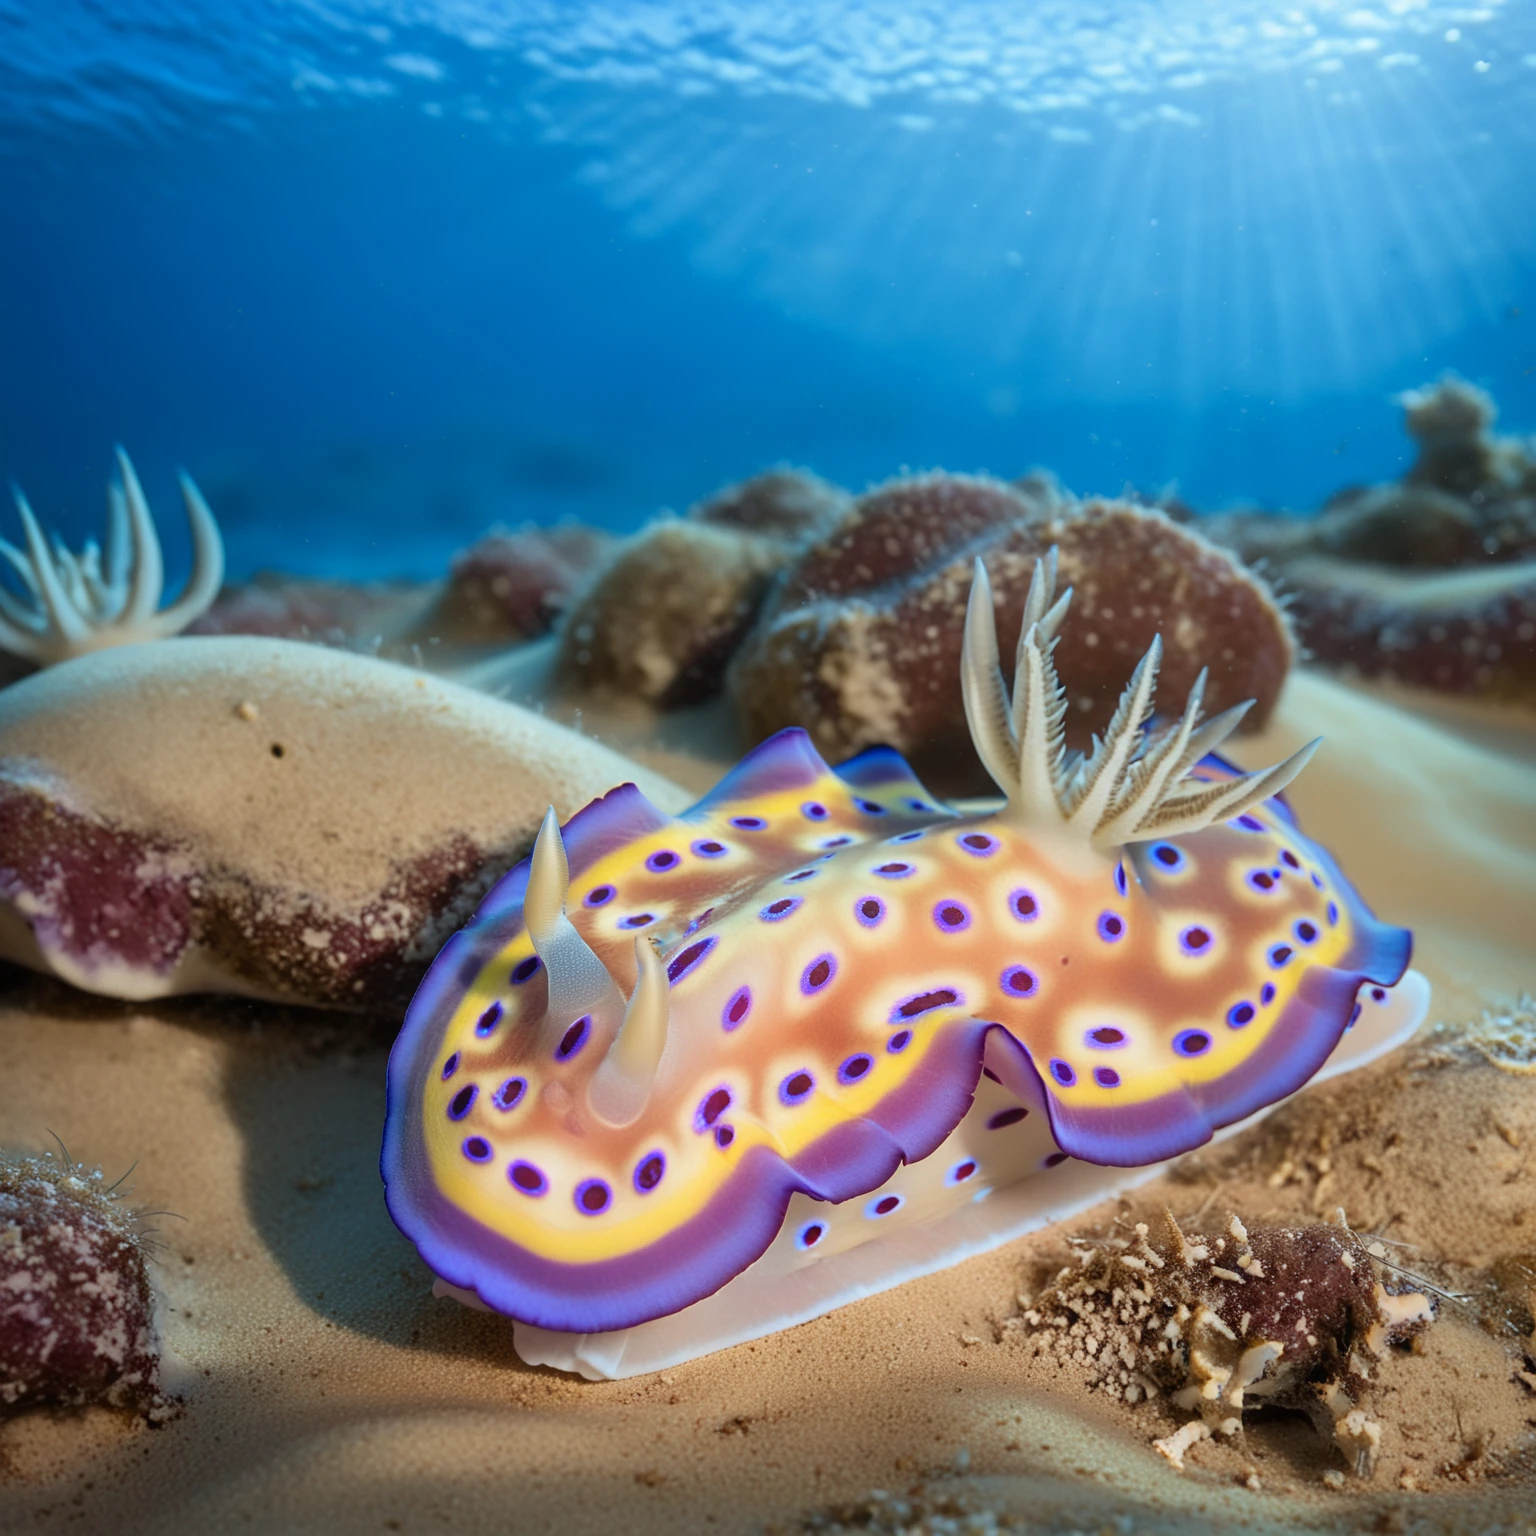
[
  {"xmin": 0, "ymin": 447, "xmax": 225, "ymax": 667},
  {"xmin": 961, "ymin": 552, "xmax": 1317, "ymax": 852}
]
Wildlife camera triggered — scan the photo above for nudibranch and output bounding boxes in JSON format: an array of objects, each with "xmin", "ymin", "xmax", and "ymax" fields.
[{"xmin": 383, "ymin": 553, "xmax": 1429, "ymax": 1379}]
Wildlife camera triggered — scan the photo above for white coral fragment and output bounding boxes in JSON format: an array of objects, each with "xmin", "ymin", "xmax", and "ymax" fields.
[{"xmin": 0, "ymin": 447, "xmax": 224, "ymax": 666}]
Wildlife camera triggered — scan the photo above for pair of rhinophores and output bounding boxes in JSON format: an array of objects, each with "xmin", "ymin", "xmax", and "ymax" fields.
[{"xmin": 383, "ymin": 552, "xmax": 1427, "ymax": 1380}]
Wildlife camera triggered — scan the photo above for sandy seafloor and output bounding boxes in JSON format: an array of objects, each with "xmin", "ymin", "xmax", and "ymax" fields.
[{"xmin": 1, "ymin": 667, "xmax": 1534, "ymax": 1535}]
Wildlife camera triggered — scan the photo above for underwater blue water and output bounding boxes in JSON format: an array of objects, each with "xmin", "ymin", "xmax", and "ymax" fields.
[{"xmin": 1, "ymin": 1, "xmax": 1533, "ymax": 580}]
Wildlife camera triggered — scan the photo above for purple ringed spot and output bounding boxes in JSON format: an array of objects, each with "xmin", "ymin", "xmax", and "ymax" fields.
[
  {"xmin": 730, "ymin": 815, "xmax": 766, "ymax": 831},
  {"xmin": 1371, "ymin": 986, "xmax": 1387, "ymax": 1003},
  {"xmin": 1093, "ymin": 1066, "xmax": 1121, "ymax": 1088},
  {"xmin": 475, "ymin": 1001, "xmax": 503, "ymax": 1037},
  {"xmin": 1227, "ymin": 1001, "xmax": 1255, "ymax": 1029},
  {"xmin": 447, "ymin": 1084, "xmax": 477, "ymax": 1121},
  {"xmin": 691, "ymin": 839, "xmax": 728, "ymax": 859},
  {"xmin": 958, "ymin": 831, "xmax": 999, "ymax": 857},
  {"xmin": 722, "ymin": 986, "xmax": 752, "ymax": 1031},
  {"xmin": 583, "ymin": 884, "xmax": 616, "ymax": 907},
  {"xmin": 1267, "ymin": 943, "xmax": 1294, "ymax": 969},
  {"xmin": 778, "ymin": 1070, "xmax": 815, "ymax": 1106},
  {"xmin": 933, "ymin": 899, "xmax": 972, "ymax": 933},
  {"xmin": 1049, "ymin": 1058, "xmax": 1076, "ymax": 1086},
  {"xmin": 1326, "ymin": 900, "xmax": 1339, "ymax": 926},
  {"xmin": 821, "ymin": 834, "xmax": 852, "ymax": 849},
  {"xmin": 1294, "ymin": 919, "xmax": 1319, "ymax": 945},
  {"xmin": 1281, "ymin": 849, "xmax": 1301, "ymax": 870},
  {"xmin": 784, "ymin": 868, "xmax": 818, "ymax": 884},
  {"xmin": 510, "ymin": 955, "xmax": 541, "ymax": 984},
  {"xmin": 1247, "ymin": 869, "xmax": 1277, "ymax": 893},
  {"xmin": 508, "ymin": 1159, "xmax": 547, "ymax": 1195},
  {"xmin": 801, "ymin": 801, "xmax": 829, "ymax": 820},
  {"xmin": 892, "ymin": 829, "xmax": 925, "ymax": 843},
  {"xmin": 801, "ymin": 953, "xmax": 837, "ymax": 994},
  {"xmin": 695, "ymin": 1087, "xmax": 732, "ymax": 1132},
  {"xmin": 759, "ymin": 896, "xmax": 802, "ymax": 922},
  {"xmin": 1009, "ymin": 888, "xmax": 1040, "ymax": 922},
  {"xmin": 837, "ymin": 1053, "xmax": 873, "ymax": 1085},
  {"xmin": 462, "ymin": 1136, "xmax": 492, "ymax": 1164},
  {"xmin": 890, "ymin": 987, "xmax": 961, "ymax": 1022},
  {"xmin": 715, "ymin": 1124, "xmax": 735, "ymax": 1150},
  {"xmin": 1150, "ymin": 842, "xmax": 1185, "ymax": 871},
  {"xmin": 633, "ymin": 1151, "xmax": 665, "ymax": 1194},
  {"xmin": 887, "ymin": 1029, "xmax": 912, "ymax": 1054},
  {"xmin": 854, "ymin": 895, "xmax": 886, "ymax": 928},
  {"xmin": 619, "ymin": 913, "xmax": 655, "ymax": 929},
  {"xmin": 666, "ymin": 935, "xmax": 716, "ymax": 984},
  {"xmin": 645, "ymin": 848, "xmax": 679, "ymax": 873},
  {"xmin": 1173, "ymin": 1028, "xmax": 1212, "ymax": 1057},
  {"xmin": 441, "ymin": 1051, "xmax": 460, "ymax": 1081},
  {"xmin": 574, "ymin": 1178, "xmax": 612, "ymax": 1216},
  {"xmin": 1260, "ymin": 982, "xmax": 1276, "ymax": 1006},
  {"xmin": 1113, "ymin": 862, "xmax": 1128, "ymax": 897},
  {"xmin": 1085, "ymin": 1025, "xmax": 1127, "ymax": 1049},
  {"xmin": 1096, "ymin": 911, "xmax": 1126, "ymax": 943},
  {"xmin": 796, "ymin": 1221, "xmax": 825, "ymax": 1250},
  {"xmin": 855, "ymin": 798, "xmax": 887, "ymax": 816},
  {"xmin": 873, "ymin": 861, "xmax": 914, "ymax": 879},
  {"xmin": 555, "ymin": 1015, "xmax": 591, "ymax": 1061},
  {"xmin": 866, "ymin": 1193, "xmax": 903, "ymax": 1217},
  {"xmin": 1234, "ymin": 814, "xmax": 1265, "ymax": 832},
  {"xmin": 946, "ymin": 1159, "xmax": 978, "ymax": 1185},
  {"xmin": 491, "ymin": 1076, "xmax": 526, "ymax": 1112},
  {"xmin": 1178, "ymin": 925, "xmax": 1212, "ymax": 956},
  {"xmin": 1000, "ymin": 965, "xmax": 1038, "ymax": 999},
  {"xmin": 987, "ymin": 1106, "xmax": 1028, "ymax": 1129}
]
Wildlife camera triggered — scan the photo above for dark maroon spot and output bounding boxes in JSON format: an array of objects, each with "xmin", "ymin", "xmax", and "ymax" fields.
[
  {"xmin": 1044, "ymin": 1151, "xmax": 1070, "ymax": 1167},
  {"xmin": 1096, "ymin": 912, "xmax": 1125, "ymax": 942},
  {"xmin": 475, "ymin": 1001, "xmax": 503, "ymax": 1037},
  {"xmin": 634, "ymin": 1153, "xmax": 666, "ymax": 1193},
  {"xmin": 556, "ymin": 1015, "xmax": 591, "ymax": 1060},
  {"xmin": 730, "ymin": 815, "xmax": 766, "ymax": 830},
  {"xmin": 715, "ymin": 1124, "xmax": 735, "ymax": 1149},
  {"xmin": 510, "ymin": 956, "xmax": 541, "ymax": 983},
  {"xmin": 1001, "ymin": 965, "xmax": 1037, "ymax": 998},
  {"xmin": 575, "ymin": 1179, "xmax": 611, "ymax": 1214},
  {"xmin": 874, "ymin": 861, "xmax": 913, "ymax": 877},
  {"xmin": 838, "ymin": 1053, "xmax": 873, "ymax": 1084},
  {"xmin": 887, "ymin": 1029, "xmax": 912, "ymax": 1053},
  {"xmin": 645, "ymin": 849, "xmax": 679, "ymax": 872},
  {"xmin": 723, "ymin": 986, "xmax": 752, "ymax": 1030},
  {"xmin": 441, "ymin": 1052, "xmax": 460, "ymax": 1080},
  {"xmin": 892, "ymin": 987, "xmax": 960, "ymax": 1020},
  {"xmin": 509, "ymin": 1160, "xmax": 547, "ymax": 1194},
  {"xmin": 1049, "ymin": 1058, "xmax": 1076, "ymax": 1086},
  {"xmin": 760, "ymin": 897, "xmax": 801, "ymax": 922},
  {"xmin": 872, "ymin": 1195, "xmax": 901, "ymax": 1215},
  {"xmin": 492, "ymin": 1076, "xmax": 527, "ymax": 1112},
  {"xmin": 698, "ymin": 1087, "xmax": 732, "ymax": 1129},
  {"xmin": 1180, "ymin": 925, "xmax": 1211, "ymax": 954},
  {"xmin": 959, "ymin": 832, "xmax": 998, "ymax": 857},
  {"xmin": 857, "ymin": 896, "xmax": 885, "ymax": 926},
  {"xmin": 1173, "ymin": 1029, "xmax": 1212, "ymax": 1056},
  {"xmin": 691, "ymin": 839, "xmax": 727, "ymax": 858},
  {"xmin": 1153, "ymin": 843, "xmax": 1181, "ymax": 867},
  {"xmin": 667, "ymin": 936, "xmax": 716, "ymax": 984},
  {"xmin": 987, "ymin": 1106, "xmax": 1029, "ymax": 1129},
  {"xmin": 1094, "ymin": 1067, "xmax": 1121, "ymax": 1088},
  {"xmin": 1281, "ymin": 849, "xmax": 1300, "ymax": 869},
  {"xmin": 779, "ymin": 1070, "xmax": 815, "ymax": 1105},
  {"xmin": 801, "ymin": 801, "xmax": 829, "ymax": 820},
  {"xmin": 620, "ymin": 912, "xmax": 655, "ymax": 928},
  {"xmin": 1227, "ymin": 1002, "xmax": 1255, "ymax": 1028},
  {"xmin": 1248, "ymin": 870, "xmax": 1277, "ymax": 892},
  {"xmin": 856, "ymin": 798, "xmax": 886, "ymax": 815},
  {"xmin": 798, "ymin": 1222, "xmax": 824, "ymax": 1248},
  {"xmin": 935, "ymin": 901, "xmax": 971, "ymax": 931},
  {"xmin": 1371, "ymin": 986, "xmax": 1386, "ymax": 1003},
  {"xmin": 1088, "ymin": 1026, "xmax": 1125, "ymax": 1047},
  {"xmin": 802, "ymin": 954, "xmax": 836, "ymax": 993},
  {"xmin": 950, "ymin": 1160, "xmax": 977, "ymax": 1184},
  {"xmin": 584, "ymin": 884, "xmax": 616, "ymax": 907},
  {"xmin": 462, "ymin": 1136, "xmax": 492, "ymax": 1163},
  {"xmin": 448, "ymin": 1084, "xmax": 477, "ymax": 1120},
  {"xmin": 1295, "ymin": 920, "xmax": 1318, "ymax": 944},
  {"xmin": 1268, "ymin": 943, "xmax": 1294, "ymax": 969}
]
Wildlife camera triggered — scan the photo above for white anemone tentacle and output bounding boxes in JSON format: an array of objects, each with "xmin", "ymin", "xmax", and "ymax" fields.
[
  {"xmin": 957, "ymin": 549, "xmax": 1319, "ymax": 852},
  {"xmin": 0, "ymin": 447, "xmax": 225, "ymax": 667}
]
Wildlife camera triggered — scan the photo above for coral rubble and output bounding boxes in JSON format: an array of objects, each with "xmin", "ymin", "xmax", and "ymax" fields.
[
  {"xmin": 0, "ymin": 1149, "xmax": 174, "ymax": 1421},
  {"xmin": 731, "ymin": 477, "xmax": 1293, "ymax": 789},
  {"xmin": 555, "ymin": 469, "xmax": 848, "ymax": 708},
  {"xmin": 0, "ymin": 448, "xmax": 224, "ymax": 668},
  {"xmin": 0, "ymin": 637, "xmax": 687, "ymax": 1011},
  {"xmin": 1019, "ymin": 1211, "xmax": 1434, "ymax": 1478}
]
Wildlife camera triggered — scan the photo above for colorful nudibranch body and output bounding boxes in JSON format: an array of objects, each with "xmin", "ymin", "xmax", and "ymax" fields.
[{"xmin": 383, "ymin": 555, "xmax": 1427, "ymax": 1379}]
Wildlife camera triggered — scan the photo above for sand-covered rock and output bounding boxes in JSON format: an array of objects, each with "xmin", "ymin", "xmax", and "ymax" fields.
[
  {"xmin": 555, "ymin": 469, "xmax": 848, "ymax": 708},
  {"xmin": 0, "ymin": 1149, "xmax": 173, "ymax": 1421},
  {"xmin": 731, "ymin": 481, "xmax": 1293, "ymax": 789},
  {"xmin": 0, "ymin": 637, "xmax": 687, "ymax": 1012}
]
